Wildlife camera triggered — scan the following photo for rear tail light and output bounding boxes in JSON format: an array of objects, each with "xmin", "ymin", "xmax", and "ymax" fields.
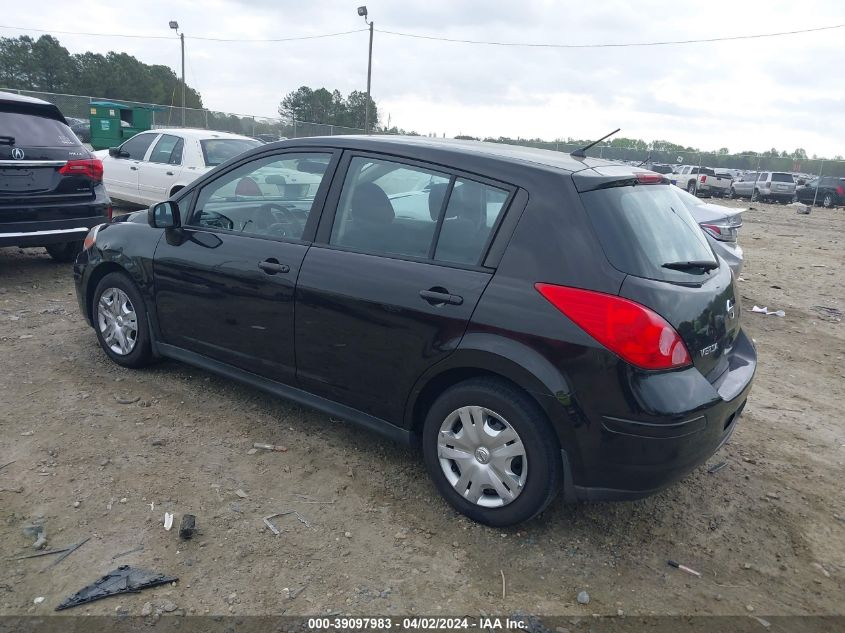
[
  {"xmin": 837, "ymin": 185, "xmax": 844, "ymax": 196},
  {"xmin": 58, "ymin": 158, "xmax": 103, "ymax": 182},
  {"xmin": 107, "ymin": 205, "xmax": 113, "ymax": 221},
  {"xmin": 699, "ymin": 175, "xmax": 707, "ymax": 183},
  {"xmin": 535, "ymin": 283, "xmax": 691, "ymax": 370},
  {"xmin": 700, "ymin": 222, "xmax": 737, "ymax": 242}
]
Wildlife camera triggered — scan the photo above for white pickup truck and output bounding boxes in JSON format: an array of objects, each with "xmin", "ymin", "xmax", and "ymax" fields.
[{"xmin": 668, "ymin": 165, "xmax": 731, "ymax": 198}]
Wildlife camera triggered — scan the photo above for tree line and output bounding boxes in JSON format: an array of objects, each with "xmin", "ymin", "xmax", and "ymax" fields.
[{"xmin": 0, "ymin": 34, "xmax": 202, "ymax": 109}]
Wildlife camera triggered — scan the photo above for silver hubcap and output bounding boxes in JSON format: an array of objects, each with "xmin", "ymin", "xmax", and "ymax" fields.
[
  {"xmin": 437, "ymin": 406, "xmax": 527, "ymax": 508},
  {"xmin": 97, "ymin": 288, "xmax": 138, "ymax": 355}
]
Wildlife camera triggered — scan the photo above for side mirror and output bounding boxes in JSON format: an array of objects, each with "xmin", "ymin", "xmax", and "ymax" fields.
[
  {"xmin": 108, "ymin": 147, "xmax": 121, "ymax": 157},
  {"xmin": 148, "ymin": 201, "xmax": 181, "ymax": 229}
]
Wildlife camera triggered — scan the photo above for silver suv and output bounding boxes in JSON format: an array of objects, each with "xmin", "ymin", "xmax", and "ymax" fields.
[{"xmin": 730, "ymin": 171, "xmax": 795, "ymax": 203}]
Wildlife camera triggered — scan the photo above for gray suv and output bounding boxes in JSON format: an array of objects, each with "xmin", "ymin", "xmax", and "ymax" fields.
[{"xmin": 730, "ymin": 171, "xmax": 795, "ymax": 203}]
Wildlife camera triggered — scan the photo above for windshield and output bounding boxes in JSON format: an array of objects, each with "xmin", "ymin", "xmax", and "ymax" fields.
[
  {"xmin": 200, "ymin": 138, "xmax": 261, "ymax": 167},
  {"xmin": 0, "ymin": 111, "xmax": 79, "ymax": 148},
  {"xmin": 580, "ymin": 183, "xmax": 717, "ymax": 283}
]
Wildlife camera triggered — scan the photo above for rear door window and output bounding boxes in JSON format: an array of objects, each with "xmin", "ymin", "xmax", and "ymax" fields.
[
  {"xmin": 148, "ymin": 134, "xmax": 184, "ymax": 165},
  {"xmin": 580, "ymin": 184, "xmax": 717, "ymax": 283},
  {"xmin": 435, "ymin": 178, "xmax": 508, "ymax": 265},
  {"xmin": 0, "ymin": 111, "xmax": 79, "ymax": 147},
  {"xmin": 200, "ymin": 138, "xmax": 261, "ymax": 167},
  {"xmin": 330, "ymin": 157, "xmax": 449, "ymax": 258}
]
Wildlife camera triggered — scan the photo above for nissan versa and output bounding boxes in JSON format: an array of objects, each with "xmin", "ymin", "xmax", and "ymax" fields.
[{"xmin": 73, "ymin": 136, "xmax": 756, "ymax": 526}]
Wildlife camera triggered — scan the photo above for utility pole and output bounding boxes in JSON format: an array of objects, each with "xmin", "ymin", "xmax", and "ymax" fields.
[
  {"xmin": 169, "ymin": 21, "xmax": 186, "ymax": 127},
  {"xmin": 358, "ymin": 7, "xmax": 373, "ymax": 134}
]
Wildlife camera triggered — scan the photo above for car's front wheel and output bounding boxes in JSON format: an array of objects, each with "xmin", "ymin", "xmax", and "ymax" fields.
[
  {"xmin": 45, "ymin": 241, "xmax": 82, "ymax": 263},
  {"xmin": 422, "ymin": 378, "xmax": 561, "ymax": 526},
  {"xmin": 92, "ymin": 272, "xmax": 152, "ymax": 368}
]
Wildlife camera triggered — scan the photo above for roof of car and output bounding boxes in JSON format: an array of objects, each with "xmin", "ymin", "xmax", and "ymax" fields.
[
  {"xmin": 0, "ymin": 90, "xmax": 66, "ymax": 123},
  {"xmin": 148, "ymin": 128, "xmax": 258, "ymax": 141},
  {"xmin": 273, "ymin": 134, "xmax": 635, "ymax": 176}
]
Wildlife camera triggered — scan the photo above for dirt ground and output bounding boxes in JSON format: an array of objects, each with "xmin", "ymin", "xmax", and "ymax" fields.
[{"xmin": 0, "ymin": 199, "xmax": 842, "ymax": 621}]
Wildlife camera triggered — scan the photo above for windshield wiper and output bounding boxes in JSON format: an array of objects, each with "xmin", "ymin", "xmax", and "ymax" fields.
[
  {"xmin": 662, "ymin": 260, "xmax": 718, "ymax": 272},
  {"xmin": 0, "ymin": 135, "xmax": 16, "ymax": 146}
]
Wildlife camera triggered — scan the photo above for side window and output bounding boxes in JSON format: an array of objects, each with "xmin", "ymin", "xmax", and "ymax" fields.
[
  {"xmin": 435, "ymin": 178, "xmax": 509, "ymax": 265},
  {"xmin": 190, "ymin": 152, "xmax": 331, "ymax": 241},
  {"xmin": 148, "ymin": 134, "xmax": 183, "ymax": 165},
  {"xmin": 757, "ymin": 173, "xmax": 768, "ymax": 182},
  {"xmin": 329, "ymin": 157, "xmax": 449, "ymax": 258},
  {"xmin": 119, "ymin": 133, "xmax": 156, "ymax": 160}
]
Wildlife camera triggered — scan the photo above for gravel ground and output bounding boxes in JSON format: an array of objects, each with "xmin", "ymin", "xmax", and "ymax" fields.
[{"xmin": 0, "ymin": 199, "xmax": 842, "ymax": 619}]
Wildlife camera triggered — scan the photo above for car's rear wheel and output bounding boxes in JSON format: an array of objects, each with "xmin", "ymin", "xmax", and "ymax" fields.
[
  {"xmin": 92, "ymin": 272, "xmax": 152, "ymax": 368},
  {"xmin": 422, "ymin": 378, "xmax": 561, "ymax": 526},
  {"xmin": 687, "ymin": 181, "xmax": 697, "ymax": 195},
  {"xmin": 729, "ymin": 187, "xmax": 736, "ymax": 199},
  {"xmin": 822, "ymin": 193, "xmax": 834, "ymax": 208},
  {"xmin": 45, "ymin": 241, "xmax": 82, "ymax": 263},
  {"xmin": 751, "ymin": 189, "xmax": 759, "ymax": 202}
]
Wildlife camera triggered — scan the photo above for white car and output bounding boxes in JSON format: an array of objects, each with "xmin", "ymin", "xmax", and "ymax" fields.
[{"xmin": 96, "ymin": 128, "xmax": 261, "ymax": 206}]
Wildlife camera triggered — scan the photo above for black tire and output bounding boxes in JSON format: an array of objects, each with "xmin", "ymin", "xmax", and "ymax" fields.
[
  {"xmin": 751, "ymin": 189, "xmax": 759, "ymax": 202},
  {"xmin": 822, "ymin": 193, "xmax": 834, "ymax": 208},
  {"xmin": 687, "ymin": 181, "xmax": 697, "ymax": 195},
  {"xmin": 92, "ymin": 272, "xmax": 153, "ymax": 368},
  {"xmin": 729, "ymin": 187, "xmax": 736, "ymax": 199},
  {"xmin": 45, "ymin": 241, "xmax": 82, "ymax": 263},
  {"xmin": 422, "ymin": 377, "xmax": 561, "ymax": 526}
]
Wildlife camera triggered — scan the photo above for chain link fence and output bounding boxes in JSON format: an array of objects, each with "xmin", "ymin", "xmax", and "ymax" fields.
[
  {"xmin": 2, "ymin": 88, "xmax": 366, "ymax": 139},
  {"xmin": 4, "ymin": 88, "xmax": 843, "ymax": 177}
]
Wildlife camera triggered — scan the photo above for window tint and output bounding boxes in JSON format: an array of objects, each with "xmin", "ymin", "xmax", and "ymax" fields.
[
  {"xmin": 0, "ymin": 111, "xmax": 80, "ymax": 148},
  {"xmin": 120, "ymin": 133, "xmax": 156, "ymax": 160},
  {"xmin": 191, "ymin": 153, "xmax": 331, "ymax": 241},
  {"xmin": 330, "ymin": 157, "xmax": 449, "ymax": 258},
  {"xmin": 757, "ymin": 173, "xmax": 769, "ymax": 181},
  {"xmin": 435, "ymin": 178, "xmax": 508, "ymax": 265},
  {"xmin": 200, "ymin": 138, "xmax": 261, "ymax": 167},
  {"xmin": 770, "ymin": 173, "xmax": 793, "ymax": 183},
  {"xmin": 148, "ymin": 134, "xmax": 183, "ymax": 165},
  {"xmin": 580, "ymin": 184, "xmax": 717, "ymax": 283}
]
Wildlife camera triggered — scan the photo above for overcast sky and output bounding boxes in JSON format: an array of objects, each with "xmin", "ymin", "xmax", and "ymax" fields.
[{"xmin": 3, "ymin": 0, "xmax": 844, "ymax": 156}]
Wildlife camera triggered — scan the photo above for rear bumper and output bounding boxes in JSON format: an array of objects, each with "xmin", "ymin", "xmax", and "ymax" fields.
[
  {"xmin": 0, "ymin": 216, "xmax": 105, "ymax": 247},
  {"xmin": 549, "ymin": 329, "xmax": 757, "ymax": 502}
]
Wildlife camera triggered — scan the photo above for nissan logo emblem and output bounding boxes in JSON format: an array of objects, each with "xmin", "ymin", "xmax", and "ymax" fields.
[{"xmin": 11, "ymin": 148, "xmax": 25, "ymax": 160}]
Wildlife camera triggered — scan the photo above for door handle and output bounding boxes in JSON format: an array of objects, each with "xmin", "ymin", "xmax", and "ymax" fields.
[
  {"xmin": 420, "ymin": 289, "xmax": 463, "ymax": 306},
  {"xmin": 166, "ymin": 171, "xmax": 174, "ymax": 176},
  {"xmin": 130, "ymin": 166, "xmax": 138, "ymax": 171},
  {"xmin": 258, "ymin": 259, "xmax": 290, "ymax": 274}
]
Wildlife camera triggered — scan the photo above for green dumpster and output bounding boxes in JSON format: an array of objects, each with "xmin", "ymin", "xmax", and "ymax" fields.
[{"xmin": 88, "ymin": 101, "xmax": 163, "ymax": 150}]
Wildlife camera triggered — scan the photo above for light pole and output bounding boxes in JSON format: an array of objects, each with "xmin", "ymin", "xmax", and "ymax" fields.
[
  {"xmin": 169, "ymin": 20, "xmax": 186, "ymax": 127},
  {"xmin": 357, "ymin": 6, "xmax": 373, "ymax": 134}
]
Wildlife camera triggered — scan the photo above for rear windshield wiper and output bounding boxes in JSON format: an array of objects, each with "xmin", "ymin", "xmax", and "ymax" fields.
[
  {"xmin": 662, "ymin": 260, "xmax": 719, "ymax": 272},
  {"xmin": 0, "ymin": 135, "xmax": 16, "ymax": 146}
]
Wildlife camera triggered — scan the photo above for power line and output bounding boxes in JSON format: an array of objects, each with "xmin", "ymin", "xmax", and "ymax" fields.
[
  {"xmin": 2, "ymin": 22, "xmax": 842, "ymax": 47},
  {"xmin": 375, "ymin": 23, "xmax": 845, "ymax": 48},
  {"xmin": 0, "ymin": 24, "xmax": 367, "ymax": 42}
]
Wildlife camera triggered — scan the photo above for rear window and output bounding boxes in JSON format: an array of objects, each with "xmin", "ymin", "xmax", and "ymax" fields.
[
  {"xmin": 581, "ymin": 184, "xmax": 717, "ymax": 283},
  {"xmin": 200, "ymin": 138, "xmax": 261, "ymax": 167},
  {"xmin": 0, "ymin": 111, "xmax": 79, "ymax": 148},
  {"xmin": 771, "ymin": 173, "xmax": 794, "ymax": 183}
]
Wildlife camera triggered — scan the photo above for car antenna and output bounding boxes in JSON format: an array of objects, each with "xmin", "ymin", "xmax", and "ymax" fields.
[{"xmin": 571, "ymin": 128, "xmax": 621, "ymax": 159}]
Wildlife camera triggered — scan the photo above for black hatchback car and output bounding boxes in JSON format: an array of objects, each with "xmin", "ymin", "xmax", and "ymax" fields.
[
  {"xmin": 73, "ymin": 136, "xmax": 756, "ymax": 526},
  {"xmin": 1, "ymin": 91, "xmax": 110, "ymax": 261}
]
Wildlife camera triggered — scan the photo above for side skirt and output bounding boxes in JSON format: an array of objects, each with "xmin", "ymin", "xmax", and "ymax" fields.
[{"xmin": 156, "ymin": 342, "xmax": 413, "ymax": 446}]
